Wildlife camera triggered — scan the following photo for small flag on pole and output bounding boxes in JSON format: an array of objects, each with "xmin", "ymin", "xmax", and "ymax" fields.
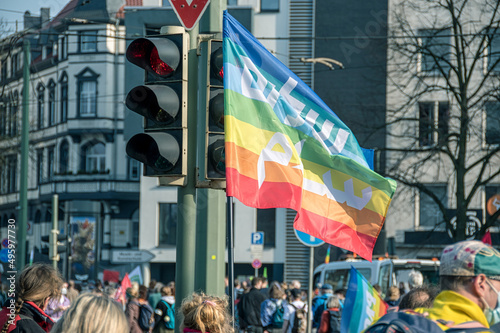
[
  {"xmin": 482, "ymin": 230, "xmax": 492, "ymax": 245},
  {"xmin": 325, "ymin": 245, "xmax": 331, "ymax": 264}
]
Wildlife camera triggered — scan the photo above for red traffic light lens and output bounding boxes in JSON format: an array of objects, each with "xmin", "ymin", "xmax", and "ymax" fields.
[{"xmin": 150, "ymin": 47, "xmax": 174, "ymax": 76}]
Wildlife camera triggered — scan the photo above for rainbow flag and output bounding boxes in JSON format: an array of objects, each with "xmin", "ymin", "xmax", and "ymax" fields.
[
  {"xmin": 341, "ymin": 267, "xmax": 388, "ymax": 333},
  {"xmin": 223, "ymin": 12, "xmax": 397, "ymax": 261},
  {"xmin": 325, "ymin": 245, "xmax": 331, "ymax": 264}
]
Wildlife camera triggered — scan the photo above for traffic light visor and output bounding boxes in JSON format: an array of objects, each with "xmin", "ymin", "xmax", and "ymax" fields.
[
  {"xmin": 126, "ymin": 132, "xmax": 180, "ymax": 172},
  {"xmin": 126, "ymin": 85, "xmax": 180, "ymax": 126},
  {"xmin": 126, "ymin": 38, "xmax": 180, "ymax": 77}
]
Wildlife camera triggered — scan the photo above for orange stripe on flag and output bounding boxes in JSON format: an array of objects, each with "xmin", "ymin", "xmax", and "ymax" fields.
[
  {"xmin": 301, "ymin": 190, "xmax": 384, "ymax": 237},
  {"xmin": 225, "ymin": 142, "xmax": 303, "ymax": 187}
]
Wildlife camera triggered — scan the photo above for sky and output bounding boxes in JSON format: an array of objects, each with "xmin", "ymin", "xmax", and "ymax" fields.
[{"xmin": 0, "ymin": 0, "xmax": 66, "ymax": 34}]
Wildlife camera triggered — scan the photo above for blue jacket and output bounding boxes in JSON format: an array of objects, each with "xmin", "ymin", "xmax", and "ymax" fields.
[{"xmin": 312, "ymin": 294, "xmax": 332, "ymax": 328}]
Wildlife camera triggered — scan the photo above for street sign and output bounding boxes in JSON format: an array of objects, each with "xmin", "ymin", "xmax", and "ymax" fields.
[
  {"xmin": 110, "ymin": 250, "xmax": 155, "ymax": 264},
  {"xmin": 252, "ymin": 258, "xmax": 262, "ymax": 269},
  {"xmin": 1, "ymin": 239, "xmax": 8, "ymax": 248},
  {"xmin": 487, "ymin": 194, "xmax": 500, "ymax": 218},
  {"xmin": 168, "ymin": 0, "xmax": 211, "ymax": 31},
  {"xmin": 294, "ymin": 229, "xmax": 325, "ymax": 247},
  {"xmin": 251, "ymin": 232, "xmax": 264, "ymax": 245}
]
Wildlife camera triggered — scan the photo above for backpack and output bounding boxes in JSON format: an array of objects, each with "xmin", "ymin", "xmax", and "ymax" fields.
[
  {"xmin": 160, "ymin": 300, "xmax": 175, "ymax": 330},
  {"xmin": 364, "ymin": 311, "xmax": 493, "ymax": 333},
  {"xmin": 270, "ymin": 301, "xmax": 285, "ymax": 328},
  {"xmin": 135, "ymin": 301, "xmax": 155, "ymax": 331},
  {"xmin": 291, "ymin": 304, "xmax": 307, "ymax": 333},
  {"xmin": 327, "ymin": 309, "xmax": 341, "ymax": 333}
]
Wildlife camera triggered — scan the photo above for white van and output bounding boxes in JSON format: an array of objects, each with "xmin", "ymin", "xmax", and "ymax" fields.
[{"xmin": 313, "ymin": 258, "xmax": 440, "ymax": 297}]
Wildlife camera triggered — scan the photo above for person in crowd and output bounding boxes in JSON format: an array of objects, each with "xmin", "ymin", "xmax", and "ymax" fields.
[
  {"xmin": 166, "ymin": 282, "xmax": 175, "ymax": 297},
  {"xmin": 261, "ymin": 281, "xmax": 287, "ymax": 333},
  {"xmin": 384, "ymin": 286, "xmax": 401, "ymax": 308},
  {"xmin": 0, "ymin": 263, "xmax": 63, "ymax": 333},
  {"xmin": 289, "ymin": 281, "xmax": 301, "ymax": 290},
  {"xmin": 238, "ymin": 277, "xmax": 267, "ymax": 333},
  {"xmin": 398, "ymin": 285, "xmax": 438, "ymax": 310},
  {"xmin": 66, "ymin": 281, "xmax": 79, "ymax": 304},
  {"xmin": 260, "ymin": 278, "xmax": 269, "ymax": 298},
  {"xmin": 408, "ymin": 269, "xmax": 424, "ymax": 290},
  {"xmin": 148, "ymin": 280, "xmax": 157, "ymax": 295},
  {"xmin": 153, "ymin": 285, "xmax": 175, "ymax": 333},
  {"xmin": 148, "ymin": 283, "xmax": 163, "ymax": 310},
  {"xmin": 333, "ymin": 289, "xmax": 346, "ymax": 308},
  {"xmin": 282, "ymin": 288, "xmax": 306, "ymax": 333},
  {"xmin": 414, "ymin": 240, "xmax": 500, "ymax": 330},
  {"xmin": 312, "ymin": 284, "xmax": 333, "ymax": 328},
  {"xmin": 318, "ymin": 295, "xmax": 341, "ymax": 333},
  {"xmin": 241, "ymin": 280, "xmax": 249, "ymax": 293},
  {"xmin": 125, "ymin": 287, "xmax": 142, "ymax": 333},
  {"xmin": 45, "ymin": 286, "xmax": 70, "ymax": 322},
  {"xmin": 51, "ymin": 294, "xmax": 128, "ymax": 333},
  {"xmin": 181, "ymin": 292, "xmax": 233, "ymax": 333}
]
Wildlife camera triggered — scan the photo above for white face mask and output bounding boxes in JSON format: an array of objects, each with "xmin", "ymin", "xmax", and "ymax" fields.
[{"xmin": 483, "ymin": 279, "xmax": 500, "ymax": 325}]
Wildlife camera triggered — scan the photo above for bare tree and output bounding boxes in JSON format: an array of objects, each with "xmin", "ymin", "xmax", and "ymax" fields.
[{"xmin": 386, "ymin": 0, "xmax": 500, "ymax": 241}]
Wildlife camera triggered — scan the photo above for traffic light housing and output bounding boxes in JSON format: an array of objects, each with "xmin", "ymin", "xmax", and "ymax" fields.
[
  {"xmin": 41, "ymin": 231, "xmax": 66, "ymax": 261},
  {"xmin": 205, "ymin": 40, "xmax": 225, "ymax": 181},
  {"xmin": 125, "ymin": 26, "xmax": 188, "ymax": 186}
]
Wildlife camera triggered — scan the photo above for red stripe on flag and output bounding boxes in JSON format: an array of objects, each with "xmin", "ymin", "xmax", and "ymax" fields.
[
  {"xmin": 294, "ymin": 209, "xmax": 381, "ymax": 261},
  {"xmin": 226, "ymin": 167, "xmax": 302, "ymax": 210}
]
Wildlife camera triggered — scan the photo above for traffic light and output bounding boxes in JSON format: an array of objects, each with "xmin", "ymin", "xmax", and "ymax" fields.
[
  {"xmin": 41, "ymin": 231, "xmax": 66, "ymax": 261},
  {"xmin": 205, "ymin": 40, "xmax": 225, "ymax": 181},
  {"xmin": 125, "ymin": 26, "xmax": 188, "ymax": 185}
]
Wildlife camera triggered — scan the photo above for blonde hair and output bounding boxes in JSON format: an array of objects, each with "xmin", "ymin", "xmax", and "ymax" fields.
[
  {"xmin": 51, "ymin": 294, "xmax": 128, "ymax": 333},
  {"xmin": 2, "ymin": 263, "xmax": 62, "ymax": 333},
  {"xmin": 181, "ymin": 292, "xmax": 233, "ymax": 333}
]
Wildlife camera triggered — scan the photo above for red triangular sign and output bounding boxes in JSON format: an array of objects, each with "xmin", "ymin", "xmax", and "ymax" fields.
[{"xmin": 169, "ymin": 0, "xmax": 210, "ymax": 31}]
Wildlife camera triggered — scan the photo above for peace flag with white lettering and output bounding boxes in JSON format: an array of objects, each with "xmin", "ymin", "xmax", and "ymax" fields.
[{"xmin": 223, "ymin": 11, "xmax": 396, "ymax": 260}]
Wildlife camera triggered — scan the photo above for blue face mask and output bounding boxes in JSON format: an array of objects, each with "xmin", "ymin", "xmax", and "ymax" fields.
[{"xmin": 484, "ymin": 279, "xmax": 500, "ymax": 325}]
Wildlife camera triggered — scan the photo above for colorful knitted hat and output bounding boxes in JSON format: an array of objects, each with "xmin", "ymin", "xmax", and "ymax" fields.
[{"xmin": 440, "ymin": 240, "xmax": 500, "ymax": 280}]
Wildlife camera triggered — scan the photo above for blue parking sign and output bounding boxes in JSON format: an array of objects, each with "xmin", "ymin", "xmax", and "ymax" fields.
[
  {"xmin": 251, "ymin": 232, "xmax": 264, "ymax": 245},
  {"xmin": 294, "ymin": 229, "xmax": 325, "ymax": 247}
]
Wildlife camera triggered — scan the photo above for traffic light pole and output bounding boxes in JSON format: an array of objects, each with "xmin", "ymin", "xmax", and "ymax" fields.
[
  {"xmin": 194, "ymin": 0, "xmax": 226, "ymax": 296},
  {"xmin": 17, "ymin": 39, "xmax": 30, "ymax": 271},
  {"xmin": 51, "ymin": 194, "xmax": 59, "ymax": 269},
  {"xmin": 174, "ymin": 27, "xmax": 198, "ymax": 331}
]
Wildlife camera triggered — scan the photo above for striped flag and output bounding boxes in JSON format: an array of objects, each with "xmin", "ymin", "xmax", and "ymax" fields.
[
  {"xmin": 341, "ymin": 267, "xmax": 388, "ymax": 333},
  {"xmin": 223, "ymin": 12, "xmax": 396, "ymax": 260}
]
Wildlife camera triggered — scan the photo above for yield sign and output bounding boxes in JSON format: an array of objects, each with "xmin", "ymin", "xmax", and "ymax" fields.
[{"xmin": 168, "ymin": 0, "xmax": 210, "ymax": 31}]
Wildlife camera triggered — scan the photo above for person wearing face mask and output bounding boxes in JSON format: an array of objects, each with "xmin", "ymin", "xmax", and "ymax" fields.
[{"xmin": 413, "ymin": 240, "xmax": 500, "ymax": 331}]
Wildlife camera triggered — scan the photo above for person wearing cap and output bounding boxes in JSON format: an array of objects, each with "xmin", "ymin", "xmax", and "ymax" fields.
[
  {"xmin": 312, "ymin": 284, "xmax": 333, "ymax": 328},
  {"xmin": 414, "ymin": 240, "xmax": 500, "ymax": 331}
]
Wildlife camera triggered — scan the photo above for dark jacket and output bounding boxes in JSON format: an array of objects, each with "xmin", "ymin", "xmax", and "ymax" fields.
[
  {"xmin": 126, "ymin": 300, "xmax": 143, "ymax": 333},
  {"xmin": 153, "ymin": 298, "xmax": 174, "ymax": 332},
  {"xmin": 0, "ymin": 301, "xmax": 54, "ymax": 333},
  {"xmin": 238, "ymin": 288, "xmax": 267, "ymax": 329}
]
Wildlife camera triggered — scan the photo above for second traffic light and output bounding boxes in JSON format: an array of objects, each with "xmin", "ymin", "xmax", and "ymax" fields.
[
  {"xmin": 205, "ymin": 40, "xmax": 225, "ymax": 181},
  {"xmin": 41, "ymin": 232, "xmax": 66, "ymax": 261},
  {"xmin": 125, "ymin": 26, "xmax": 188, "ymax": 185}
]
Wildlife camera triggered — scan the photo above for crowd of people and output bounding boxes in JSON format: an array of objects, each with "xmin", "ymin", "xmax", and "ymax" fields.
[{"xmin": 1, "ymin": 239, "xmax": 500, "ymax": 332}]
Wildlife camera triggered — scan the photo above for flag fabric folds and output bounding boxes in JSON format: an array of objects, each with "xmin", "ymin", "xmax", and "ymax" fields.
[
  {"xmin": 223, "ymin": 11, "xmax": 397, "ymax": 261},
  {"xmin": 341, "ymin": 267, "xmax": 388, "ymax": 333}
]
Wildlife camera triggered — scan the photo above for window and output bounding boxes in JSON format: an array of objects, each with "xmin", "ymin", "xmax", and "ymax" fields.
[
  {"xmin": 261, "ymin": 0, "xmax": 279, "ymax": 12},
  {"xmin": 418, "ymin": 29, "xmax": 451, "ymax": 75},
  {"xmin": 79, "ymin": 81, "xmax": 97, "ymax": 116},
  {"xmin": 159, "ymin": 203, "xmax": 178, "ymax": 246},
  {"xmin": 59, "ymin": 141, "xmax": 69, "ymax": 174},
  {"xmin": 487, "ymin": 30, "xmax": 500, "ymax": 72},
  {"xmin": 227, "ymin": 0, "xmax": 237, "ymax": 4},
  {"xmin": 131, "ymin": 209, "xmax": 139, "ymax": 248},
  {"xmin": 37, "ymin": 85, "xmax": 45, "ymax": 129},
  {"xmin": 10, "ymin": 53, "xmax": 18, "ymax": 77},
  {"xmin": 418, "ymin": 101, "xmax": 449, "ymax": 146},
  {"xmin": 60, "ymin": 73, "xmax": 68, "ymax": 122},
  {"xmin": 60, "ymin": 36, "xmax": 68, "ymax": 60},
  {"xmin": 128, "ymin": 158, "xmax": 140, "ymax": 180},
  {"xmin": 48, "ymin": 147, "xmax": 55, "ymax": 179},
  {"xmin": 7, "ymin": 155, "xmax": 17, "ymax": 193},
  {"xmin": 48, "ymin": 81, "xmax": 56, "ymax": 126},
  {"xmin": 419, "ymin": 184, "xmax": 447, "ymax": 228},
  {"xmin": 0, "ymin": 104, "xmax": 5, "ymax": 137},
  {"xmin": 485, "ymin": 102, "xmax": 500, "ymax": 144},
  {"xmin": 10, "ymin": 92, "xmax": 18, "ymax": 136},
  {"xmin": 1, "ymin": 59, "xmax": 6, "ymax": 81},
  {"xmin": 37, "ymin": 149, "xmax": 43, "ymax": 185},
  {"xmin": 79, "ymin": 31, "xmax": 97, "ymax": 53},
  {"xmin": 256, "ymin": 208, "xmax": 276, "ymax": 247},
  {"xmin": 84, "ymin": 142, "xmax": 106, "ymax": 173}
]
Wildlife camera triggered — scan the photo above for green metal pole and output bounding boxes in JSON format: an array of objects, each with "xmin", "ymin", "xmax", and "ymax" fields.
[
  {"xmin": 17, "ymin": 39, "xmax": 30, "ymax": 271},
  {"xmin": 175, "ymin": 27, "xmax": 199, "ymax": 332},
  {"xmin": 51, "ymin": 194, "xmax": 59, "ymax": 269},
  {"xmin": 194, "ymin": 0, "xmax": 227, "ymax": 296}
]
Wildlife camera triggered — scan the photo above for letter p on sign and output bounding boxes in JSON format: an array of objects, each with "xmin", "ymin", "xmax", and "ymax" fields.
[{"xmin": 251, "ymin": 232, "xmax": 264, "ymax": 245}]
